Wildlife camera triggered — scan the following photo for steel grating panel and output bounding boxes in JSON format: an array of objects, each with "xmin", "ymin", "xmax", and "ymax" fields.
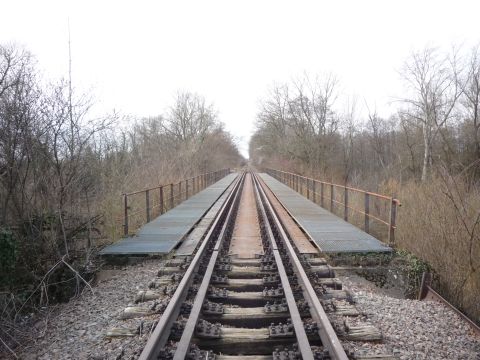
[
  {"xmin": 259, "ymin": 173, "xmax": 391, "ymax": 253},
  {"xmin": 175, "ymin": 184, "xmax": 232, "ymax": 256},
  {"xmin": 100, "ymin": 173, "xmax": 238, "ymax": 255}
]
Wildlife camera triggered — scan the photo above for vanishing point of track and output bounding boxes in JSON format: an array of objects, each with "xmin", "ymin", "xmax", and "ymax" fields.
[{"xmin": 138, "ymin": 172, "xmax": 349, "ymax": 360}]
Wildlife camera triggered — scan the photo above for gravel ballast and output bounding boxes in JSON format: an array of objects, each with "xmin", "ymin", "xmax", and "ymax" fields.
[
  {"xmin": 15, "ymin": 259, "xmax": 165, "ymax": 360},
  {"xmin": 9, "ymin": 262, "xmax": 480, "ymax": 359},
  {"xmin": 340, "ymin": 274, "xmax": 480, "ymax": 360}
]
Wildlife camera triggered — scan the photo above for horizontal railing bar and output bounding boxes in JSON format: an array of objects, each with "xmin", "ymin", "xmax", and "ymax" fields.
[
  {"xmin": 124, "ymin": 170, "xmax": 228, "ymax": 197},
  {"xmin": 276, "ymin": 170, "xmax": 400, "ymax": 204}
]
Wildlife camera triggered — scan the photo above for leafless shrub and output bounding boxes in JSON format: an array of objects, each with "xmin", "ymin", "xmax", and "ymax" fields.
[{"xmin": 397, "ymin": 172, "xmax": 479, "ymax": 321}]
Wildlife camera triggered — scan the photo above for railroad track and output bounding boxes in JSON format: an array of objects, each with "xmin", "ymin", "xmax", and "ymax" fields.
[{"xmin": 108, "ymin": 171, "xmax": 388, "ymax": 360}]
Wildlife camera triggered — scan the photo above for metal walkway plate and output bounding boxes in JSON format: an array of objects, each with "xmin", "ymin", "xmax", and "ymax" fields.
[
  {"xmin": 175, "ymin": 183, "xmax": 232, "ymax": 256},
  {"xmin": 259, "ymin": 173, "xmax": 391, "ymax": 253},
  {"xmin": 100, "ymin": 173, "xmax": 238, "ymax": 255}
]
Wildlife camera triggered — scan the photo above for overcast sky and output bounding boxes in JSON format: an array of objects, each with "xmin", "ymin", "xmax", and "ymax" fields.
[{"xmin": 1, "ymin": 0, "xmax": 480, "ymax": 157}]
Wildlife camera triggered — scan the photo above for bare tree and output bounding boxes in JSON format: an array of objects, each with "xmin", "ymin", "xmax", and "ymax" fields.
[
  {"xmin": 461, "ymin": 45, "xmax": 480, "ymax": 165},
  {"xmin": 254, "ymin": 73, "xmax": 340, "ymax": 173},
  {"xmin": 165, "ymin": 92, "xmax": 217, "ymax": 143},
  {"xmin": 400, "ymin": 47, "xmax": 463, "ymax": 181},
  {"xmin": 0, "ymin": 45, "xmax": 39, "ymax": 224}
]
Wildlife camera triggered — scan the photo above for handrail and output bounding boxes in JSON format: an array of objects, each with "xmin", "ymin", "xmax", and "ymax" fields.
[
  {"xmin": 122, "ymin": 168, "xmax": 230, "ymax": 235},
  {"xmin": 266, "ymin": 168, "xmax": 400, "ymax": 246},
  {"xmin": 123, "ymin": 170, "xmax": 227, "ymax": 196}
]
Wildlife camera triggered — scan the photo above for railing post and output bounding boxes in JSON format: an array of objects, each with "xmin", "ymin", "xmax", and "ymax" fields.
[
  {"xmin": 179, "ymin": 181, "xmax": 182, "ymax": 203},
  {"xmin": 344, "ymin": 186, "xmax": 348, "ymax": 221},
  {"xmin": 296, "ymin": 175, "xmax": 299, "ymax": 192},
  {"xmin": 364, "ymin": 193, "xmax": 370, "ymax": 233},
  {"xmin": 186, "ymin": 179, "xmax": 189, "ymax": 199},
  {"xmin": 320, "ymin": 182, "xmax": 324, "ymax": 207},
  {"xmin": 146, "ymin": 189, "xmax": 151, "ymax": 223},
  {"xmin": 330, "ymin": 184, "xmax": 334, "ymax": 212},
  {"xmin": 306, "ymin": 178, "xmax": 310, "ymax": 199},
  {"xmin": 159, "ymin": 186, "xmax": 164, "ymax": 215},
  {"xmin": 389, "ymin": 198, "xmax": 397, "ymax": 246},
  {"xmin": 312, "ymin": 180, "xmax": 316, "ymax": 203},
  {"xmin": 123, "ymin": 194, "xmax": 129, "ymax": 236},
  {"xmin": 170, "ymin": 183, "xmax": 174, "ymax": 209}
]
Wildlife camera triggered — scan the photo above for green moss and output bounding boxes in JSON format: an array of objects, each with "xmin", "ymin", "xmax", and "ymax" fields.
[{"xmin": 395, "ymin": 249, "xmax": 432, "ymax": 298}]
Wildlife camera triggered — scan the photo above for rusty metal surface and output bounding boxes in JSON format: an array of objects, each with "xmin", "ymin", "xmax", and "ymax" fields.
[
  {"xmin": 253, "ymin": 173, "xmax": 348, "ymax": 360},
  {"xmin": 172, "ymin": 174, "xmax": 246, "ymax": 360},
  {"xmin": 100, "ymin": 173, "xmax": 238, "ymax": 255},
  {"xmin": 139, "ymin": 174, "xmax": 244, "ymax": 360},
  {"xmin": 228, "ymin": 173, "xmax": 264, "ymax": 258},
  {"xmin": 253, "ymin": 176, "xmax": 316, "ymax": 360},
  {"xmin": 419, "ymin": 273, "xmax": 480, "ymax": 336},
  {"xmin": 259, "ymin": 173, "xmax": 391, "ymax": 253},
  {"xmin": 260, "ymin": 177, "xmax": 318, "ymax": 255}
]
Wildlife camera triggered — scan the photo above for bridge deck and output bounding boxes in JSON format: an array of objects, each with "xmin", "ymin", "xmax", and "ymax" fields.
[
  {"xmin": 259, "ymin": 173, "xmax": 391, "ymax": 253},
  {"xmin": 100, "ymin": 173, "xmax": 238, "ymax": 255}
]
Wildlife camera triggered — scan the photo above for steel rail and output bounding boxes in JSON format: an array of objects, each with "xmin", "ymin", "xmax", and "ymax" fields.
[
  {"xmin": 252, "ymin": 174, "xmax": 315, "ymax": 360},
  {"xmin": 254, "ymin": 173, "xmax": 349, "ymax": 360},
  {"xmin": 138, "ymin": 172, "xmax": 244, "ymax": 360},
  {"xmin": 172, "ymin": 173, "xmax": 246, "ymax": 359}
]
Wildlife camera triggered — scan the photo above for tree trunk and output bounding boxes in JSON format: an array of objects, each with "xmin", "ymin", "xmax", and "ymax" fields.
[{"xmin": 421, "ymin": 126, "xmax": 431, "ymax": 182}]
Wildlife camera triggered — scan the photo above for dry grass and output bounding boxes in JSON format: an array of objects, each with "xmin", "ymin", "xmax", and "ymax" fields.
[
  {"xmin": 283, "ymin": 170, "xmax": 479, "ymax": 324},
  {"xmin": 397, "ymin": 175, "xmax": 480, "ymax": 324}
]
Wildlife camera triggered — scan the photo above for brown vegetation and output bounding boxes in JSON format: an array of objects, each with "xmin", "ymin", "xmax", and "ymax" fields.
[
  {"xmin": 0, "ymin": 43, "xmax": 243, "ymax": 355},
  {"xmin": 250, "ymin": 45, "xmax": 480, "ymax": 324}
]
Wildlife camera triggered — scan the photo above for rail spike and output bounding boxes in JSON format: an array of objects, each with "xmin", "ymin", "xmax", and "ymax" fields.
[
  {"xmin": 202, "ymin": 300, "xmax": 224, "ymax": 314},
  {"xmin": 269, "ymin": 319, "xmax": 294, "ymax": 338},
  {"xmin": 188, "ymin": 343, "xmax": 216, "ymax": 360},
  {"xmin": 272, "ymin": 343, "xmax": 301, "ymax": 360},
  {"xmin": 264, "ymin": 299, "xmax": 289, "ymax": 313},
  {"xmin": 263, "ymin": 286, "xmax": 284, "ymax": 297},
  {"xmin": 196, "ymin": 319, "xmax": 221, "ymax": 339}
]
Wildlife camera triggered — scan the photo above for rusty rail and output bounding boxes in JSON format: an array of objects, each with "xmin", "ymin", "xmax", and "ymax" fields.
[
  {"xmin": 266, "ymin": 168, "xmax": 400, "ymax": 246},
  {"xmin": 254, "ymin": 173, "xmax": 348, "ymax": 360},
  {"xmin": 419, "ymin": 272, "xmax": 480, "ymax": 336},
  {"xmin": 122, "ymin": 168, "xmax": 230, "ymax": 236}
]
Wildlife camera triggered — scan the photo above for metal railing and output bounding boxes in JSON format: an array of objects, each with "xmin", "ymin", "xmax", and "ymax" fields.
[
  {"xmin": 266, "ymin": 168, "xmax": 400, "ymax": 246},
  {"xmin": 122, "ymin": 168, "xmax": 230, "ymax": 236}
]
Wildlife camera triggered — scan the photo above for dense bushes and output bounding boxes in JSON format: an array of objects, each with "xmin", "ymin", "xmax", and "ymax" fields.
[{"xmin": 0, "ymin": 43, "xmax": 243, "ymax": 332}]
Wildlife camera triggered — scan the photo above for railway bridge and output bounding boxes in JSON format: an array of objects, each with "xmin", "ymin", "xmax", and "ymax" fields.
[
  {"xmin": 20, "ymin": 168, "xmax": 480, "ymax": 359},
  {"xmin": 99, "ymin": 169, "xmax": 402, "ymax": 360}
]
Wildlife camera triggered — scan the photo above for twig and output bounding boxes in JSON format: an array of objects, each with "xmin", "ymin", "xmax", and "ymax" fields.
[
  {"xmin": 60, "ymin": 257, "xmax": 94, "ymax": 296},
  {"xmin": 14, "ymin": 259, "xmax": 63, "ymax": 322},
  {"xmin": 0, "ymin": 336, "xmax": 18, "ymax": 359}
]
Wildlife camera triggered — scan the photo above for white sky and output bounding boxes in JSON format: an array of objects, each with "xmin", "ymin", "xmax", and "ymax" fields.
[{"xmin": 1, "ymin": 0, "xmax": 480, "ymax": 157}]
